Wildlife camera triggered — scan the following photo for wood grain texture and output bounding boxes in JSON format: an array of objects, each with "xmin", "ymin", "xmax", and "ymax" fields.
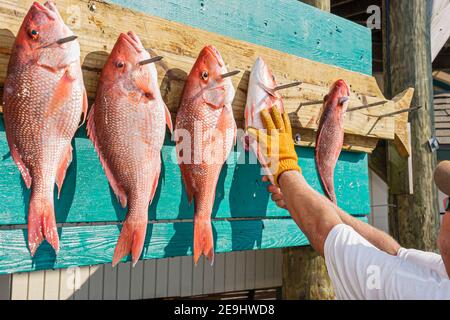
[
  {"xmin": 0, "ymin": 117, "xmax": 371, "ymax": 225},
  {"xmin": 300, "ymin": 0, "xmax": 331, "ymax": 12},
  {"xmin": 0, "ymin": 217, "xmax": 366, "ymax": 275},
  {"xmin": 282, "ymin": 246, "xmax": 334, "ymax": 300},
  {"xmin": 110, "ymin": 0, "xmax": 368, "ymax": 73},
  {"xmin": 385, "ymin": 0, "xmax": 439, "ymax": 250},
  {"xmin": 0, "ymin": 0, "xmax": 403, "ymax": 149}
]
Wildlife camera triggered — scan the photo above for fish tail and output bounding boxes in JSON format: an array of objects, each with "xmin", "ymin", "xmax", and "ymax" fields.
[
  {"xmin": 193, "ymin": 216, "xmax": 214, "ymax": 266},
  {"xmin": 28, "ymin": 195, "xmax": 59, "ymax": 256},
  {"xmin": 112, "ymin": 214, "xmax": 147, "ymax": 267}
]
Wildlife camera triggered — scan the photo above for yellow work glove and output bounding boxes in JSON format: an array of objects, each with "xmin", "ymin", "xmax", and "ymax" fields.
[{"xmin": 247, "ymin": 106, "xmax": 301, "ymax": 186}]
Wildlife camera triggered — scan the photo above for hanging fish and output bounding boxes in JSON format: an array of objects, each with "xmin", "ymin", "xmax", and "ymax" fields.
[
  {"xmin": 3, "ymin": 1, "xmax": 87, "ymax": 256},
  {"xmin": 244, "ymin": 57, "xmax": 285, "ymax": 184},
  {"xmin": 315, "ymin": 79, "xmax": 350, "ymax": 203},
  {"xmin": 87, "ymin": 31, "xmax": 172, "ymax": 266},
  {"xmin": 175, "ymin": 45, "xmax": 237, "ymax": 265}
]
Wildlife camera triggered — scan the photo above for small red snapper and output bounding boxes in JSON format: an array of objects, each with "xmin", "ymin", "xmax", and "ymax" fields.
[
  {"xmin": 87, "ymin": 31, "xmax": 172, "ymax": 266},
  {"xmin": 175, "ymin": 45, "xmax": 237, "ymax": 265},
  {"xmin": 315, "ymin": 79, "xmax": 350, "ymax": 203},
  {"xmin": 3, "ymin": 1, "xmax": 87, "ymax": 255},
  {"xmin": 244, "ymin": 57, "xmax": 285, "ymax": 185}
]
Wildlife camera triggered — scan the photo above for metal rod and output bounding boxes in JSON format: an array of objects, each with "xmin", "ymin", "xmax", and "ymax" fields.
[
  {"xmin": 56, "ymin": 35, "xmax": 78, "ymax": 45},
  {"xmin": 378, "ymin": 106, "xmax": 422, "ymax": 118},
  {"xmin": 274, "ymin": 81, "xmax": 302, "ymax": 92},
  {"xmin": 138, "ymin": 56, "xmax": 164, "ymax": 65},
  {"xmin": 301, "ymin": 100, "xmax": 323, "ymax": 106},
  {"xmin": 221, "ymin": 70, "xmax": 241, "ymax": 78},
  {"xmin": 347, "ymin": 100, "xmax": 388, "ymax": 113}
]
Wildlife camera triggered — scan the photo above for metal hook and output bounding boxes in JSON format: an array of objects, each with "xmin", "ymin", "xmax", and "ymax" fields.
[
  {"xmin": 346, "ymin": 100, "xmax": 388, "ymax": 113},
  {"xmin": 138, "ymin": 56, "xmax": 164, "ymax": 66},
  {"xmin": 221, "ymin": 70, "xmax": 241, "ymax": 79},
  {"xmin": 274, "ymin": 81, "xmax": 302, "ymax": 92}
]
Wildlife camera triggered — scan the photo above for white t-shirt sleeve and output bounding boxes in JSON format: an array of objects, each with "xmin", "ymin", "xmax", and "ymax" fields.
[
  {"xmin": 397, "ymin": 247, "xmax": 449, "ymax": 280},
  {"xmin": 324, "ymin": 224, "xmax": 450, "ymax": 300}
]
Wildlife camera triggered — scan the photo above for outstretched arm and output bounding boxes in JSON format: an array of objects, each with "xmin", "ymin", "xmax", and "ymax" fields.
[
  {"xmin": 248, "ymin": 106, "xmax": 400, "ymax": 257},
  {"xmin": 269, "ymin": 174, "xmax": 400, "ymax": 256}
]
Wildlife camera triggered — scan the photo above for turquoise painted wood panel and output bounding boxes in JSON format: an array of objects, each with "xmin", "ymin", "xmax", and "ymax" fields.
[
  {"xmin": 0, "ymin": 217, "xmax": 367, "ymax": 275},
  {"xmin": 0, "ymin": 117, "xmax": 370, "ymax": 225},
  {"xmin": 110, "ymin": 0, "xmax": 372, "ymax": 75}
]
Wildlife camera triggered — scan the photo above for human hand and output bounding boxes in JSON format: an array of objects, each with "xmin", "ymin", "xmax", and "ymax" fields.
[
  {"xmin": 263, "ymin": 176, "xmax": 287, "ymax": 209},
  {"xmin": 247, "ymin": 106, "xmax": 301, "ymax": 186}
]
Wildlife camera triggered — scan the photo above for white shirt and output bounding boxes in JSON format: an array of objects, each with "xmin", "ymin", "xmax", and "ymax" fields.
[{"xmin": 324, "ymin": 224, "xmax": 450, "ymax": 300}]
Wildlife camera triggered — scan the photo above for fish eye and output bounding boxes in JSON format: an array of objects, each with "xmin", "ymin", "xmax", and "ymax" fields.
[
  {"xmin": 201, "ymin": 71, "xmax": 209, "ymax": 81},
  {"xmin": 323, "ymin": 94, "xmax": 329, "ymax": 102},
  {"xmin": 28, "ymin": 29, "xmax": 39, "ymax": 39},
  {"xmin": 272, "ymin": 75, "xmax": 275, "ymax": 81},
  {"xmin": 116, "ymin": 61, "xmax": 124, "ymax": 68}
]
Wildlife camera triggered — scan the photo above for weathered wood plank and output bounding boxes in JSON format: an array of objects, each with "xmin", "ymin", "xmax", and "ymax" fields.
[
  {"xmin": 109, "ymin": 0, "xmax": 369, "ymax": 74},
  {"xmin": 0, "ymin": 120, "xmax": 371, "ymax": 225},
  {"xmin": 0, "ymin": 217, "xmax": 365, "ymax": 275},
  {"xmin": 0, "ymin": 0, "xmax": 401, "ymax": 149}
]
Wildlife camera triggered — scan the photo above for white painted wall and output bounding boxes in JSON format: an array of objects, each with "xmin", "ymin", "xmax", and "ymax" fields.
[{"xmin": 0, "ymin": 249, "xmax": 282, "ymax": 300}]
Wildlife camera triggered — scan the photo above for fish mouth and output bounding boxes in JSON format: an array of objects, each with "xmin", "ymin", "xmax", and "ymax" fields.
[
  {"xmin": 31, "ymin": 1, "xmax": 56, "ymax": 20},
  {"xmin": 203, "ymin": 45, "xmax": 224, "ymax": 67},
  {"xmin": 119, "ymin": 31, "xmax": 144, "ymax": 54}
]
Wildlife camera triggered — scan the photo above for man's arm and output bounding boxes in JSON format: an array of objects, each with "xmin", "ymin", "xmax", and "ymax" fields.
[{"xmin": 272, "ymin": 172, "xmax": 400, "ymax": 256}]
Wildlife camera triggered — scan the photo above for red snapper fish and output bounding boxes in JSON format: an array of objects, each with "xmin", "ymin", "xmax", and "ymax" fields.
[
  {"xmin": 87, "ymin": 32, "xmax": 172, "ymax": 266},
  {"xmin": 3, "ymin": 1, "xmax": 87, "ymax": 255},
  {"xmin": 175, "ymin": 45, "xmax": 237, "ymax": 265},
  {"xmin": 244, "ymin": 57, "xmax": 285, "ymax": 184},
  {"xmin": 315, "ymin": 79, "xmax": 350, "ymax": 203}
]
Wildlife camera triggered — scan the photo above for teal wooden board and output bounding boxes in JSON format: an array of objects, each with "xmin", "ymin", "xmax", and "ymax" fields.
[
  {"xmin": 0, "ymin": 117, "xmax": 370, "ymax": 225},
  {"xmin": 110, "ymin": 0, "xmax": 372, "ymax": 75},
  {"xmin": 0, "ymin": 217, "xmax": 367, "ymax": 275}
]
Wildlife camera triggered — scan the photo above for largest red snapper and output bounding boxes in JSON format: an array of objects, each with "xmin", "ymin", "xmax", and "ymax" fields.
[
  {"xmin": 175, "ymin": 45, "xmax": 237, "ymax": 265},
  {"xmin": 87, "ymin": 32, "xmax": 172, "ymax": 267},
  {"xmin": 3, "ymin": 1, "xmax": 87, "ymax": 255},
  {"xmin": 315, "ymin": 79, "xmax": 350, "ymax": 204}
]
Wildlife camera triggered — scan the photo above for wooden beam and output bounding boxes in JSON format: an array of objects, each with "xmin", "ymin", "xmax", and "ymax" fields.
[
  {"xmin": 384, "ymin": 0, "xmax": 439, "ymax": 250},
  {"xmin": 431, "ymin": 0, "xmax": 450, "ymax": 61},
  {"xmin": 300, "ymin": 0, "xmax": 331, "ymax": 12},
  {"xmin": 282, "ymin": 247, "xmax": 334, "ymax": 299}
]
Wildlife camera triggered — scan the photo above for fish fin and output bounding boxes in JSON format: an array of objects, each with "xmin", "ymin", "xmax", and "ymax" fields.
[
  {"xmin": 203, "ymin": 85, "xmax": 226, "ymax": 110},
  {"xmin": 215, "ymin": 107, "xmax": 236, "ymax": 162},
  {"xmin": 79, "ymin": 88, "xmax": 88, "ymax": 127},
  {"xmin": 44, "ymin": 68, "xmax": 75, "ymax": 119},
  {"xmin": 259, "ymin": 82, "xmax": 277, "ymax": 97},
  {"xmin": 179, "ymin": 165, "xmax": 195, "ymax": 205},
  {"xmin": 112, "ymin": 215, "xmax": 147, "ymax": 267},
  {"xmin": 55, "ymin": 144, "xmax": 73, "ymax": 199},
  {"xmin": 149, "ymin": 168, "xmax": 161, "ymax": 203},
  {"xmin": 193, "ymin": 217, "xmax": 214, "ymax": 266},
  {"xmin": 87, "ymin": 105, "xmax": 128, "ymax": 207},
  {"xmin": 135, "ymin": 71, "xmax": 153, "ymax": 98},
  {"xmin": 163, "ymin": 102, "xmax": 173, "ymax": 134},
  {"xmin": 251, "ymin": 139, "xmax": 275, "ymax": 185},
  {"xmin": 7, "ymin": 139, "xmax": 32, "ymax": 189},
  {"xmin": 28, "ymin": 195, "xmax": 59, "ymax": 256}
]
